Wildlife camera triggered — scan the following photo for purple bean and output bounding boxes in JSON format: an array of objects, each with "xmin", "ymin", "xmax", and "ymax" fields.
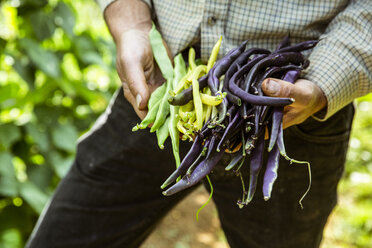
[
  {"xmin": 225, "ymin": 149, "xmax": 244, "ymax": 171},
  {"xmin": 243, "ymin": 52, "xmax": 305, "ymax": 92},
  {"xmin": 186, "ymin": 139, "xmax": 210, "ymax": 176},
  {"xmin": 245, "ymin": 133, "xmax": 265, "ymax": 204},
  {"xmin": 162, "ymin": 150, "xmax": 225, "ymax": 196},
  {"xmin": 275, "ymin": 33, "xmax": 291, "ymax": 52},
  {"xmin": 217, "ymin": 111, "xmax": 240, "ymax": 152},
  {"xmin": 281, "ymin": 69, "xmax": 301, "ymax": 83},
  {"xmin": 275, "ymin": 40, "xmax": 319, "ymax": 53},
  {"xmin": 213, "ymin": 40, "xmax": 248, "ymax": 78},
  {"xmin": 229, "ymin": 79, "xmax": 294, "ymax": 106},
  {"xmin": 160, "ymin": 135, "xmax": 203, "ymax": 189},
  {"xmin": 268, "ymin": 107, "xmax": 283, "ymax": 152},
  {"xmin": 263, "ymin": 143, "xmax": 280, "ymax": 201}
]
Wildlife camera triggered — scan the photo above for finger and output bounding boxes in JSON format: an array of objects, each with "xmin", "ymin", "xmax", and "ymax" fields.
[
  {"xmin": 282, "ymin": 110, "xmax": 298, "ymax": 129},
  {"xmin": 282, "ymin": 108, "xmax": 309, "ymax": 129},
  {"xmin": 123, "ymin": 82, "xmax": 148, "ymax": 120},
  {"xmin": 121, "ymin": 59, "xmax": 150, "ymax": 110},
  {"xmin": 262, "ymin": 78, "xmax": 312, "ymax": 106}
]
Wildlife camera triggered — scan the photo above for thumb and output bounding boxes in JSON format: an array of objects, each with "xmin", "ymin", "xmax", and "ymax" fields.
[
  {"xmin": 122, "ymin": 61, "xmax": 150, "ymax": 110},
  {"xmin": 261, "ymin": 78, "xmax": 297, "ymax": 98}
]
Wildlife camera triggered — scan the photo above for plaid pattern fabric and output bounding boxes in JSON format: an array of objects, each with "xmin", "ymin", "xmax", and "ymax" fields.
[{"xmin": 98, "ymin": 0, "xmax": 372, "ymax": 120}]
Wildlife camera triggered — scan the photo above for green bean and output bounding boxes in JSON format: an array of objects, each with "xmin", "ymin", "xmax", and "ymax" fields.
[
  {"xmin": 149, "ymin": 23, "xmax": 173, "ymax": 80},
  {"xmin": 168, "ymin": 54, "xmax": 187, "ymax": 167},
  {"xmin": 132, "ymin": 100, "xmax": 161, "ymax": 131},
  {"xmin": 156, "ymin": 118, "xmax": 170, "ymax": 149},
  {"xmin": 150, "ymin": 77, "xmax": 172, "ymax": 132},
  {"xmin": 148, "ymin": 83, "xmax": 167, "ymax": 110}
]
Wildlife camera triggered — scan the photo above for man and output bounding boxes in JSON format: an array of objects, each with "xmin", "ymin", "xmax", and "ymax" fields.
[{"xmin": 26, "ymin": 0, "xmax": 371, "ymax": 247}]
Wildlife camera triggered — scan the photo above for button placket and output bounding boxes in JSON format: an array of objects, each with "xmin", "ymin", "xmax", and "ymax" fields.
[
  {"xmin": 201, "ymin": 0, "xmax": 230, "ymax": 62},
  {"xmin": 207, "ymin": 16, "xmax": 217, "ymax": 26}
]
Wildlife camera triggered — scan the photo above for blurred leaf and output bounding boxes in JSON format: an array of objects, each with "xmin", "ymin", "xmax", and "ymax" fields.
[
  {"xmin": 0, "ymin": 84, "xmax": 21, "ymax": 105},
  {"xmin": 30, "ymin": 10, "xmax": 56, "ymax": 41},
  {"xmin": 27, "ymin": 164, "xmax": 54, "ymax": 190},
  {"xmin": 51, "ymin": 123, "xmax": 78, "ymax": 152},
  {"xmin": 0, "ymin": 38, "xmax": 6, "ymax": 54},
  {"xmin": 55, "ymin": 78, "xmax": 76, "ymax": 96},
  {"xmin": 17, "ymin": 0, "xmax": 48, "ymax": 15},
  {"xmin": 19, "ymin": 181, "xmax": 49, "ymax": 215},
  {"xmin": 0, "ymin": 205, "xmax": 34, "ymax": 233},
  {"xmin": 0, "ymin": 229, "xmax": 22, "ymax": 248},
  {"xmin": 25, "ymin": 123, "xmax": 49, "ymax": 152},
  {"xmin": 16, "ymin": 81, "xmax": 57, "ymax": 107},
  {"xmin": 73, "ymin": 34, "xmax": 103, "ymax": 67},
  {"xmin": 33, "ymin": 105, "xmax": 62, "ymax": 126},
  {"xmin": 19, "ymin": 38, "xmax": 61, "ymax": 78},
  {"xmin": 0, "ymin": 124, "xmax": 21, "ymax": 149},
  {"xmin": 47, "ymin": 151, "xmax": 74, "ymax": 178},
  {"xmin": 19, "ymin": 0, "xmax": 48, "ymax": 8},
  {"xmin": 0, "ymin": 152, "xmax": 18, "ymax": 197},
  {"xmin": 11, "ymin": 56, "xmax": 35, "ymax": 89},
  {"xmin": 53, "ymin": 2, "xmax": 75, "ymax": 38}
]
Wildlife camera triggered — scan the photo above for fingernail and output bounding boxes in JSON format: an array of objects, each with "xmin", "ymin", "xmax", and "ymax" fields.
[
  {"xmin": 136, "ymin": 94, "xmax": 142, "ymax": 108},
  {"xmin": 266, "ymin": 80, "xmax": 280, "ymax": 95}
]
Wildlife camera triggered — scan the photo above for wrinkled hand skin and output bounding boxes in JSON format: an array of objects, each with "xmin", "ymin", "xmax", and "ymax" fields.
[
  {"xmin": 261, "ymin": 78, "xmax": 327, "ymax": 129},
  {"xmin": 104, "ymin": 0, "xmax": 166, "ymax": 120},
  {"xmin": 116, "ymin": 29, "xmax": 164, "ymax": 120}
]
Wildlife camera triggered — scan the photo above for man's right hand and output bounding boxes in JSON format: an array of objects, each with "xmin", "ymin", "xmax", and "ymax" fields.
[
  {"xmin": 116, "ymin": 29, "xmax": 164, "ymax": 120},
  {"xmin": 104, "ymin": 0, "xmax": 163, "ymax": 120}
]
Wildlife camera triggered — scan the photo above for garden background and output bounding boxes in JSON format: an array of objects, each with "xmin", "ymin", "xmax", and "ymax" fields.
[{"xmin": 0, "ymin": 0, "xmax": 371, "ymax": 247}]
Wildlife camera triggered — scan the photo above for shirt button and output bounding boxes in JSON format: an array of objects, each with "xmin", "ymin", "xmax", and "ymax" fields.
[{"xmin": 207, "ymin": 16, "xmax": 217, "ymax": 26}]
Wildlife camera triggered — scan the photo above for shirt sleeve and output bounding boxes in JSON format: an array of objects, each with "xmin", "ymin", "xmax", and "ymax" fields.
[
  {"xmin": 302, "ymin": 0, "xmax": 372, "ymax": 121},
  {"xmin": 95, "ymin": 0, "xmax": 152, "ymax": 13}
]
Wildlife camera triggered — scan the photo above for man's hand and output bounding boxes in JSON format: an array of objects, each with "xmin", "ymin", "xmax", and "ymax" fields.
[
  {"xmin": 104, "ymin": 0, "xmax": 164, "ymax": 119},
  {"xmin": 116, "ymin": 29, "xmax": 164, "ymax": 119},
  {"xmin": 261, "ymin": 78, "xmax": 327, "ymax": 129}
]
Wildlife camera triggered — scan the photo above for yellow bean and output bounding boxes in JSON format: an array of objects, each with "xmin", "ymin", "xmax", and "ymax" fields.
[
  {"xmin": 188, "ymin": 47, "xmax": 197, "ymax": 70},
  {"xmin": 191, "ymin": 66, "xmax": 206, "ymax": 130},
  {"xmin": 200, "ymin": 93, "xmax": 224, "ymax": 106},
  {"xmin": 207, "ymin": 36, "xmax": 223, "ymax": 72}
]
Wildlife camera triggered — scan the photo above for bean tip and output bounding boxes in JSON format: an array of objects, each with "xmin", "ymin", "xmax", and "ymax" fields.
[
  {"xmin": 168, "ymin": 96, "xmax": 175, "ymax": 104},
  {"xmin": 160, "ymin": 183, "xmax": 168, "ymax": 190}
]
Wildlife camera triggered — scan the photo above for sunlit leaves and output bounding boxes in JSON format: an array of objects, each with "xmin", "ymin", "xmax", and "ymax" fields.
[
  {"xmin": 0, "ymin": 124, "xmax": 21, "ymax": 149},
  {"xmin": 53, "ymin": 2, "xmax": 75, "ymax": 38},
  {"xmin": 19, "ymin": 181, "xmax": 48, "ymax": 214},
  {"xmin": 0, "ymin": 0, "xmax": 118, "ymax": 246},
  {"xmin": 0, "ymin": 152, "xmax": 18, "ymax": 197},
  {"xmin": 19, "ymin": 38, "xmax": 61, "ymax": 78},
  {"xmin": 51, "ymin": 123, "xmax": 78, "ymax": 152},
  {"xmin": 30, "ymin": 10, "xmax": 56, "ymax": 41}
]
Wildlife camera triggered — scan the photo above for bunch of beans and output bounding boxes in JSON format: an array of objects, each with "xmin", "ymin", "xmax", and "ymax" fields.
[
  {"xmin": 161, "ymin": 36, "xmax": 316, "ymax": 208},
  {"xmin": 134, "ymin": 24, "xmax": 314, "ymax": 208}
]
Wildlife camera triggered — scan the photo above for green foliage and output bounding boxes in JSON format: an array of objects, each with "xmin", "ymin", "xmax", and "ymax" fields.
[{"xmin": 0, "ymin": 0, "xmax": 119, "ymax": 246}]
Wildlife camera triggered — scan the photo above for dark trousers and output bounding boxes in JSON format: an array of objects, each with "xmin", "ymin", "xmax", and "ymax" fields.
[{"xmin": 26, "ymin": 89, "xmax": 354, "ymax": 248}]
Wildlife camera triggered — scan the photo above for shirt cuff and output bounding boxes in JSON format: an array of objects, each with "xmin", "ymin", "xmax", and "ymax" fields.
[{"xmin": 302, "ymin": 44, "xmax": 359, "ymax": 121}]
